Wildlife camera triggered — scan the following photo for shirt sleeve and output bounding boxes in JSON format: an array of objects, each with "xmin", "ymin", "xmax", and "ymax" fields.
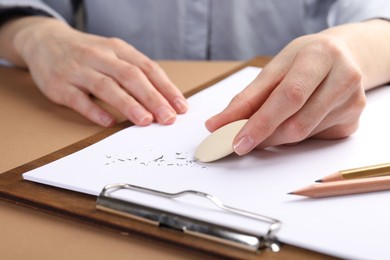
[
  {"xmin": 0, "ymin": 0, "xmax": 70, "ymax": 24},
  {"xmin": 328, "ymin": 0, "xmax": 390, "ymax": 26},
  {"xmin": 0, "ymin": 0, "xmax": 73, "ymax": 66}
]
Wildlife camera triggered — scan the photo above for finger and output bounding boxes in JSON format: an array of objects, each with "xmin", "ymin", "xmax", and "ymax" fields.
[
  {"xmin": 47, "ymin": 83, "xmax": 115, "ymax": 127},
  {"xmin": 71, "ymin": 68, "xmax": 154, "ymax": 126},
  {"xmin": 257, "ymin": 86, "xmax": 334, "ymax": 148},
  {"xmin": 311, "ymin": 121, "xmax": 360, "ymax": 140},
  {"xmin": 272, "ymin": 104, "xmax": 360, "ymax": 144},
  {"xmin": 309, "ymin": 95, "xmax": 364, "ymax": 139},
  {"xmin": 205, "ymin": 63, "xmax": 288, "ymax": 132},
  {"xmin": 89, "ymin": 55, "xmax": 177, "ymax": 125},
  {"xmin": 124, "ymin": 54, "xmax": 189, "ymax": 114},
  {"xmin": 258, "ymin": 64, "xmax": 365, "ymax": 148},
  {"xmin": 233, "ymin": 49, "xmax": 333, "ymax": 155},
  {"xmin": 106, "ymin": 38, "xmax": 189, "ymax": 114}
]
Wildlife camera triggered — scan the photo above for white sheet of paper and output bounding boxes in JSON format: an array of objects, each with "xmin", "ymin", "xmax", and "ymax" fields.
[{"xmin": 24, "ymin": 67, "xmax": 390, "ymax": 259}]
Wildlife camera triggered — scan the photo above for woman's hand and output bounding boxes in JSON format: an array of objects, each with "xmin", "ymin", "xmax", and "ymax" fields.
[
  {"xmin": 7, "ymin": 17, "xmax": 188, "ymax": 127},
  {"xmin": 206, "ymin": 29, "xmax": 369, "ymax": 155}
]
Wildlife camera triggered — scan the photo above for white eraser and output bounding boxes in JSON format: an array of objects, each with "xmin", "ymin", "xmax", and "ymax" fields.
[{"xmin": 195, "ymin": 119, "xmax": 248, "ymax": 162}]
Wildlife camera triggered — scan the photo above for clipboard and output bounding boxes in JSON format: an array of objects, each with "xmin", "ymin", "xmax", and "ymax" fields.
[{"xmin": 0, "ymin": 57, "xmax": 331, "ymax": 259}]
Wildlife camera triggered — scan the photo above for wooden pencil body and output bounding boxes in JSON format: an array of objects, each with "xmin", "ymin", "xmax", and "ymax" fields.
[{"xmin": 292, "ymin": 175, "xmax": 390, "ymax": 198}]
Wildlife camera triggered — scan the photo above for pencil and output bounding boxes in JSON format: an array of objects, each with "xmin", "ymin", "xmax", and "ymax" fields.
[
  {"xmin": 316, "ymin": 162, "xmax": 390, "ymax": 182},
  {"xmin": 289, "ymin": 175, "xmax": 390, "ymax": 198}
]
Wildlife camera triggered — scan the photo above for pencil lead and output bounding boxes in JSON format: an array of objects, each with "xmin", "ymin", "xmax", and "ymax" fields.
[
  {"xmin": 287, "ymin": 192, "xmax": 295, "ymax": 195},
  {"xmin": 315, "ymin": 179, "xmax": 322, "ymax": 183}
]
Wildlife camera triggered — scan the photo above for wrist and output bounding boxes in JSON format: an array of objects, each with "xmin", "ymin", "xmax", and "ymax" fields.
[
  {"xmin": 319, "ymin": 20, "xmax": 390, "ymax": 89},
  {"xmin": 12, "ymin": 17, "xmax": 69, "ymax": 67}
]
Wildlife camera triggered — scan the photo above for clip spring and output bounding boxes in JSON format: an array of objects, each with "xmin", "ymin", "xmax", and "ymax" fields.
[{"xmin": 97, "ymin": 183, "xmax": 282, "ymax": 252}]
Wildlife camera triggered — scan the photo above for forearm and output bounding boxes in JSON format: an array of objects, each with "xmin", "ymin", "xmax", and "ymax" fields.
[{"xmin": 321, "ymin": 19, "xmax": 390, "ymax": 90}]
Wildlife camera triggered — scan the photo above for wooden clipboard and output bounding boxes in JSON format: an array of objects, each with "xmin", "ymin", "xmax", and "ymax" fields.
[{"xmin": 0, "ymin": 57, "xmax": 330, "ymax": 260}]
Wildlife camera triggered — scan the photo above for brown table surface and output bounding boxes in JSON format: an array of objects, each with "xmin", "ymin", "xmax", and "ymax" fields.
[{"xmin": 0, "ymin": 61, "xmax": 331, "ymax": 260}]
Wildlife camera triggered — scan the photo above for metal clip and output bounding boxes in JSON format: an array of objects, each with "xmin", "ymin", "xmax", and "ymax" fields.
[{"xmin": 97, "ymin": 183, "xmax": 281, "ymax": 252}]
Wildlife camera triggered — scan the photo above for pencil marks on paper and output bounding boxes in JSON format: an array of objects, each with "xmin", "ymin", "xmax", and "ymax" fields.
[{"xmin": 104, "ymin": 150, "xmax": 207, "ymax": 169}]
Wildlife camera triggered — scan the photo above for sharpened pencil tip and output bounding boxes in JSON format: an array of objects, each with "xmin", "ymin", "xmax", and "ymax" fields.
[
  {"xmin": 287, "ymin": 192, "xmax": 295, "ymax": 195},
  {"xmin": 315, "ymin": 179, "xmax": 322, "ymax": 183}
]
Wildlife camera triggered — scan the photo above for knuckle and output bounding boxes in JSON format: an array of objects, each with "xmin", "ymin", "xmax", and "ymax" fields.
[
  {"xmin": 345, "ymin": 122, "xmax": 360, "ymax": 136},
  {"xmin": 248, "ymin": 114, "xmax": 275, "ymax": 139},
  {"xmin": 119, "ymin": 96, "xmax": 136, "ymax": 112},
  {"xmin": 117, "ymin": 65, "xmax": 148, "ymax": 90},
  {"xmin": 147, "ymin": 89, "xmax": 162, "ymax": 101},
  {"xmin": 342, "ymin": 66, "xmax": 363, "ymax": 88},
  {"xmin": 92, "ymin": 76, "xmax": 115, "ymax": 93},
  {"xmin": 126, "ymin": 65, "xmax": 143, "ymax": 80},
  {"xmin": 357, "ymin": 94, "xmax": 367, "ymax": 110},
  {"xmin": 65, "ymin": 91, "xmax": 81, "ymax": 109},
  {"xmin": 115, "ymin": 64, "xmax": 133, "ymax": 84},
  {"xmin": 333, "ymin": 122, "xmax": 360, "ymax": 138},
  {"xmin": 255, "ymin": 121, "xmax": 273, "ymax": 137},
  {"xmin": 229, "ymin": 93, "xmax": 243, "ymax": 105},
  {"xmin": 53, "ymin": 89, "xmax": 80, "ymax": 109},
  {"xmin": 135, "ymin": 88, "xmax": 161, "ymax": 105},
  {"xmin": 141, "ymin": 59, "xmax": 160, "ymax": 74},
  {"xmin": 344, "ymin": 95, "xmax": 366, "ymax": 126},
  {"xmin": 230, "ymin": 92, "xmax": 257, "ymax": 115},
  {"xmin": 311, "ymin": 37, "xmax": 342, "ymax": 56},
  {"xmin": 105, "ymin": 37, "xmax": 126, "ymax": 49},
  {"xmin": 299, "ymin": 36, "xmax": 344, "ymax": 64},
  {"xmin": 284, "ymin": 118, "xmax": 311, "ymax": 142},
  {"xmin": 283, "ymin": 83, "xmax": 306, "ymax": 108},
  {"xmin": 78, "ymin": 46, "xmax": 100, "ymax": 60},
  {"xmin": 352, "ymin": 90, "xmax": 367, "ymax": 112}
]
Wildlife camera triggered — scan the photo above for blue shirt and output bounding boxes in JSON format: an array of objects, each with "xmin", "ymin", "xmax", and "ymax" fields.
[{"xmin": 1, "ymin": 0, "xmax": 390, "ymax": 60}]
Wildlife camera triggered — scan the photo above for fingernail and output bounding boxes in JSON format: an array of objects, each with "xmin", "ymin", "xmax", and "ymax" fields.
[
  {"xmin": 233, "ymin": 135, "xmax": 255, "ymax": 156},
  {"xmin": 205, "ymin": 116, "xmax": 214, "ymax": 125},
  {"xmin": 204, "ymin": 117, "xmax": 216, "ymax": 131},
  {"xmin": 174, "ymin": 98, "xmax": 189, "ymax": 113},
  {"xmin": 132, "ymin": 107, "xmax": 152, "ymax": 125},
  {"xmin": 157, "ymin": 106, "xmax": 176, "ymax": 124},
  {"xmin": 100, "ymin": 113, "xmax": 114, "ymax": 127}
]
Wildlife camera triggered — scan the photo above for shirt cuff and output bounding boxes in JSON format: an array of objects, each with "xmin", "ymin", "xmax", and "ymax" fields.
[{"xmin": 0, "ymin": 6, "xmax": 52, "ymax": 27}]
